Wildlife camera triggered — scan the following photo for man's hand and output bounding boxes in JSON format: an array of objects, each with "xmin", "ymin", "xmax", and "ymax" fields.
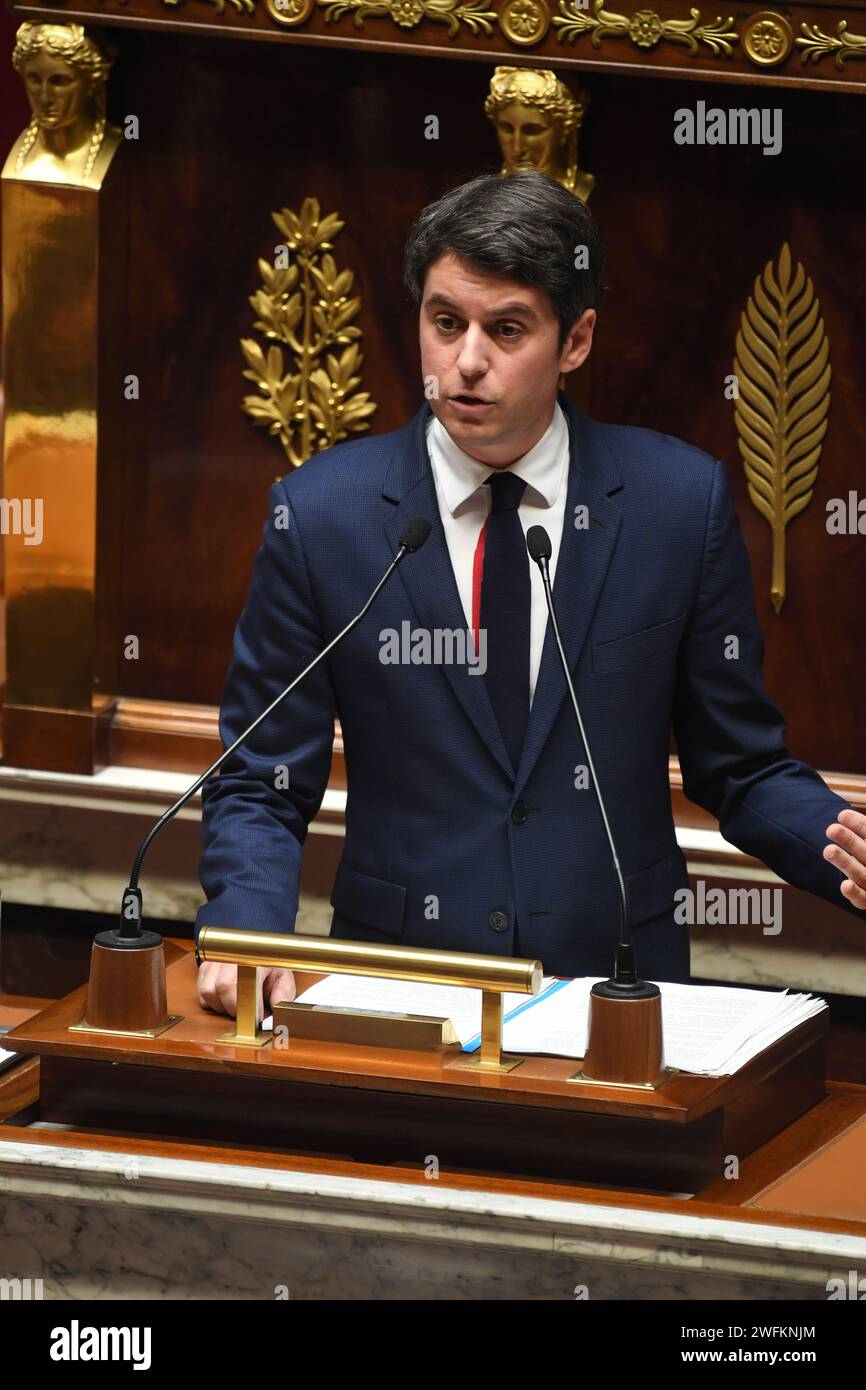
[
  {"xmin": 823, "ymin": 808, "xmax": 866, "ymax": 910},
  {"xmin": 197, "ymin": 961, "xmax": 297, "ymax": 1020}
]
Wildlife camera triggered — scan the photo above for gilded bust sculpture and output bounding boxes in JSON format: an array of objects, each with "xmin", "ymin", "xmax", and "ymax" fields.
[
  {"xmin": 484, "ymin": 67, "xmax": 595, "ymax": 204},
  {"xmin": 3, "ymin": 23, "xmax": 121, "ymax": 187}
]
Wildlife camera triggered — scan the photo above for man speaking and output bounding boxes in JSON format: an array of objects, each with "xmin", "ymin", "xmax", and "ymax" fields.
[{"xmin": 195, "ymin": 171, "xmax": 866, "ymax": 1019}]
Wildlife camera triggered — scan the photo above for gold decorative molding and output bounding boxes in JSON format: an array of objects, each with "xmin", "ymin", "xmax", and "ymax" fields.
[
  {"xmin": 265, "ymin": 0, "xmax": 313, "ymax": 22},
  {"xmin": 154, "ymin": 0, "xmax": 866, "ymax": 77},
  {"xmin": 163, "ymin": 0, "xmax": 255, "ymax": 13},
  {"xmin": 742, "ymin": 11, "xmax": 793, "ymax": 67},
  {"xmin": 797, "ymin": 20, "xmax": 866, "ymax": 68},
  {"xmin": 553, "ymin": 2, "xmax": 738, "ymax": 57},
  {"xmin": 241, "ymin": 198, "xmax": 377, "ymax": 469},
  {"xmin": 500, "ymin": 0, "xmax": 551, "ymax": 45},
  {"xmin": 316, "ymin": 0, "xmax": 497, "ymax": 35},
  {"xmin": 733, "ymin": 243, "xmax": 831, "ymax": 616}
]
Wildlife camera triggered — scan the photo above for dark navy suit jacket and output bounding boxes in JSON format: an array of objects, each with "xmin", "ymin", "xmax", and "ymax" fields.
[{"xmin": 194, "ymin": 391, "xmax": 864, "ymax": 980}]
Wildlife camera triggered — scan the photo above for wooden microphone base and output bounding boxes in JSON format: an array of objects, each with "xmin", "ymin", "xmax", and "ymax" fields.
[
  {"xmin": 69, "ymin": 936, "xmax": 181, "ymax": 1038},
  {"xmin": 576, "ymin": 984, "xmax": 667, "ymax": 1088}
]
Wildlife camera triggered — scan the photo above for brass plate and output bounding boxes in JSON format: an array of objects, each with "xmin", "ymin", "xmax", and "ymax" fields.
[
  {"xmin": 566, "ymin": 1064, "xmax": 679, "ymax": 1091},
  {"xmin": 68, "ymin": 1014, "xmax": 183, "ymax": 1039},
  {"xmin": 273, "ymin": 1001, "xmax": 458, "ymax": 1050},
  {"xmin": 449, "ymin": 1052, "xmax": 525, "ymax": 1075},
  {"xmin": 213, "ymin": 1027, "xmax": 272, "ymax": 1048}
]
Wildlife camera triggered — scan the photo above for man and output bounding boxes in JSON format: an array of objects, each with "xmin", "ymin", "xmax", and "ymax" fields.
[{"xmin": 196, "ymin": 171, "xmax": 866, "ymax": 1019}]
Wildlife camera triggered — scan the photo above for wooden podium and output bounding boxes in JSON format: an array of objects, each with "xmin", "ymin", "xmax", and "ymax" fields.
[{"xmin": 4, "ymin": 940, "xmax": 828, "ymax": 1193}]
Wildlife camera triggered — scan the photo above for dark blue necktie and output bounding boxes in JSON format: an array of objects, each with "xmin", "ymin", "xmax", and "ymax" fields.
[{"xmin": 480, "ymin": 471, "xmax": 530, "ymax": 772}]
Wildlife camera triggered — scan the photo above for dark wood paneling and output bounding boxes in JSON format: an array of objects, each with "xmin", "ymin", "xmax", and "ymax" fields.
[
  {"xmin": 103, "ymin": 33, "xmax": 501, "ymax": 704},
  {"xmin": 84, "ymin": 31, "xmax": 866, "ymax": 776},
  {"xmin": 36, "ymin": 1052, "xmax": 726, "ymax": 1188},
  {"xmin": 589, "ymin": 81, "xmax": 866, "ymax": 772},
  {"xmin": 2, "ymin": 698, "xmax": 116, "ymax": 773},
  {"xmin": 3, "ymin": 23, "xmax": 862, "ymax": 776}
]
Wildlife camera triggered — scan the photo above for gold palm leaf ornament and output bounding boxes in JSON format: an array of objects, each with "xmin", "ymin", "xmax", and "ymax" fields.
[
  {"xmin": 241, "ymin": 197, "xmax": 377, "ymax": 468},
  {"xmin": 733, "ymin": 242, "xmax": 831, "ymax": 615}
]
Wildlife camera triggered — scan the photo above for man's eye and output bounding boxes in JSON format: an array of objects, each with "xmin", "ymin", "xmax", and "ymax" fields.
[{"xmin": 433, "ymin": 318, "xmax": 522, "ymax": 338}]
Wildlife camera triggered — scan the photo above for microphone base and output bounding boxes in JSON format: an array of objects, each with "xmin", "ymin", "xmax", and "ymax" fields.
[
  {"xmin": 576, "ymin": 981, "xmax": 667, "ymax": 1088},
  {"xmin": 591, "ymin": 976, "xmax": 660, "ymax": 1002},
  {"xmin": 95, "ymin": 927, "xmax": 165, "ymax": 951},
  {"xmin": 70, "ymin": 936, "xmax": 180, "ymax": 1037}
]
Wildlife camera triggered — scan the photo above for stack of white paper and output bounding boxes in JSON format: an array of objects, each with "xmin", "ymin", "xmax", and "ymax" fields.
[{"xmin": 291, "ymin": 974, "xmax": 826, "ymax": 1076}]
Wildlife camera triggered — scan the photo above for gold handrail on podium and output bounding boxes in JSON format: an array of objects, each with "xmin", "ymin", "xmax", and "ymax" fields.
[{"xmin": 197, "ymin": 926, "xmax": 543, "ymax": 1072}]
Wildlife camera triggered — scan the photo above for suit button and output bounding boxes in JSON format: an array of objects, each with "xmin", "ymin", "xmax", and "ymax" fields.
[
  {"xmin": 511, "ymin": 801, "xmax": 530, "ymax": 825},
  {"xmin": 489, "ymin": 911, "xmax": 509, "ymax": 933}
]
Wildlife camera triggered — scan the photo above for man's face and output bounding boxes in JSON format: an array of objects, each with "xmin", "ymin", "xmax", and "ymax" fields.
[{"xmin": 419, "ymin": 251, "xmax": 595, "ymax": 467}]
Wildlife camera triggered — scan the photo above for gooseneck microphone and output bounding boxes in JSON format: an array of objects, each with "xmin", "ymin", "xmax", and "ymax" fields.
[
  {"xmin": 110, "ymin": 517, "xmax": 432, "ymax": 952},
  {"xmin": 526, "ymin": 523, "xmax": 655, "ymax": 1000}
]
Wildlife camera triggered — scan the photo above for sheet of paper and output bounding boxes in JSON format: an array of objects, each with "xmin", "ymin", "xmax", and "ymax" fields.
[{"xmin": 499, "ymin": 977, "xmax": 598, "ymax": 1060}]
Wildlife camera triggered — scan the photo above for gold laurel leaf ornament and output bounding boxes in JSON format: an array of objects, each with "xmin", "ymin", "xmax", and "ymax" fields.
[
  {"xmin": 241, "ymin": 197, "xmax": 377, "ymax": 468},
  {"xmin": 733, "ymin": 242, "xmax": 831, "ymax": 614}
]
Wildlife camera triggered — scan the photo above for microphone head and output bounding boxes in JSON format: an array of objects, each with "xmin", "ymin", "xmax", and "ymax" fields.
[
  {"xmin": 400, "ymin": 517, "xmax": 432, "ymax": 553},
  {"xmin": 526, "ymin": 525, "xmax": 552, "ymax": 563}
]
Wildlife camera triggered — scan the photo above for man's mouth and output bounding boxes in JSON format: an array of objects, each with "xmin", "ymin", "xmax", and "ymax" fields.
[{"xmin": 449, "ymin": 394, "xmax": 494, "ymax": 410}]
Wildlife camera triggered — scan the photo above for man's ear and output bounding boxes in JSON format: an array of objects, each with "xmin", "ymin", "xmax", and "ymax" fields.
[{"xmin": 560, "ymin": 308, "xmax": 596, "ymax": 374}]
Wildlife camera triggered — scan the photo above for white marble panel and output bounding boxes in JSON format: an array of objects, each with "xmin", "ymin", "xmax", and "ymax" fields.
[{"xmin": 0, "ymin": 1140, "xmax": 863, "ymax": 1301}]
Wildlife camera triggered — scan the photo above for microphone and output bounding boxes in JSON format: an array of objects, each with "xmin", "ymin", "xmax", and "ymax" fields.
[
  {"xmin": 111, "ymin": 517, "xmax": 432, "ymax": 952},
  {"xmin": 400, "ymin": 517, "xmax": 432, "ymax": 552},
  {"xmin": 526, "ymin": 523, "xmax": 654, "ymax": 1000}
]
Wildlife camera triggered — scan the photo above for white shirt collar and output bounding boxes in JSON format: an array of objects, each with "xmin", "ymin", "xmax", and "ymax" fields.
[{"xmin": 427, "ymin": 402, "xmax": 569, "ymax": 517}]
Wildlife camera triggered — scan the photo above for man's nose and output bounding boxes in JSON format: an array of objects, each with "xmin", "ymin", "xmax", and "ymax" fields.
[{"xmin": 455, "ymin": 325, "xmax": 489, "ymax": 377}]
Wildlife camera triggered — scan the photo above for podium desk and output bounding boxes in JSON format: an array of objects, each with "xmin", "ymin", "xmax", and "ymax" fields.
[{"xmin": 1, "ymin": 940, "xmax": 865, "ymax": 1301}]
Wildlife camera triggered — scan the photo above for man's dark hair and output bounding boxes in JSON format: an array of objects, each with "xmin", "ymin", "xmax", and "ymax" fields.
[{"xmin": 403, "ymin": 170, "xmax": 604, "ymax": 349}]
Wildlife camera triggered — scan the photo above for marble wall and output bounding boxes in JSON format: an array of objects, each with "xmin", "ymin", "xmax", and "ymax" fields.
[{"xmin": 1, "ymin": 1139, "xmax": 864, "ymax": 1301}]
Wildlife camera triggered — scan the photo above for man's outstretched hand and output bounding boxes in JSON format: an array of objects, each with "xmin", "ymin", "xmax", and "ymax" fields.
[
  {"xmin": 824, "ymin": 807, "xmax": 866, "ymax": 910},
  {"xmin": 197, "ymin": 961, "xmax": 296, "ymax": 1020}
]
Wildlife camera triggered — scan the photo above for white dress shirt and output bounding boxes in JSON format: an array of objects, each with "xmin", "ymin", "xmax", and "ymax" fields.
[{"xmin": 425, "ymin": 403, "xmax": 570, "ymax": 706}]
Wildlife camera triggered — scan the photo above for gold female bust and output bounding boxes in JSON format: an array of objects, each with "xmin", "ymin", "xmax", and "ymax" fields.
[
  {"xmin": 484, "ymin": 67, "xmax": 595, "ymax": 204},
  {"xmin": 4, "ymin": 23, "xmax": 121, "ymax": 188}
]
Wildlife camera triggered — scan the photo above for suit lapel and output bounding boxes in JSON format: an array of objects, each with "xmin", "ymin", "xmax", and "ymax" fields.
[
  {"xmin": 382, "ymin": 393, "xmax": 623, "ymax": 788},
  {"xmin": 383, "ymin": 403, "xmax": 515, "ymax": 781},
  {"xmin": 514, "ymin": 395, "xmax": 623, "ymax": 792}
]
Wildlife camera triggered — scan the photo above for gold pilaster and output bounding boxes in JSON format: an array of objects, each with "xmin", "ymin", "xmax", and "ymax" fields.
[{"xmin": 1, "ymin": 23, "xmax": 123, "ymax": 771}]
